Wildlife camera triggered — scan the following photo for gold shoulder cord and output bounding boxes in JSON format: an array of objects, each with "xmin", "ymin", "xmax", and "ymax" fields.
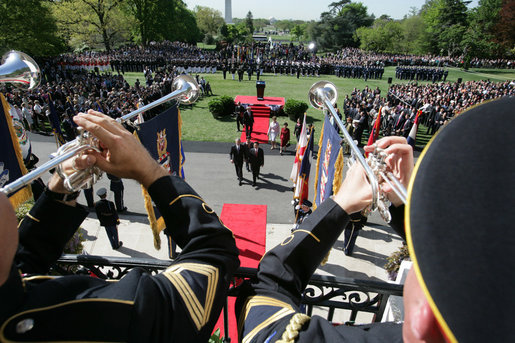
[{"xmin": 276, "ymin": 313, "xmax": 311, "ymax": 343}]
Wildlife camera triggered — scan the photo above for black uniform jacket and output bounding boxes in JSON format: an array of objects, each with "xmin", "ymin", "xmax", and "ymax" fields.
[
  {"xmin": 237, "ymin": 199, "xmax": 405, "ymax": 342},
  {"xmin": 0, "ymin": 175, "xmax": 240, "ymax": 342},
  {"xmin": 94, "ymin": 198, "xmax": 119, "ymax": 226}
]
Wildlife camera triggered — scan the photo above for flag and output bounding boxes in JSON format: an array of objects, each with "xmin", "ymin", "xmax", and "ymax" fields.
[
  {"xmin": 0, "ymin": 94, "xmax": 31, "ymax": 207},
  {"xmin": 407, "ymin": 110, "xmax": 422, "ymax": 147},
  {"xmin": 294, "ymin": 126, "xmax": 314, "ymax": 203},
  {"xmin": 47, "ymin": 95, "xmax": 66, "ymax": 146},
  {"xmin": 290, "ymin": 114, "xmax": 307, "ymax": 183},
  {"xmin": 366, "ymin": 106, "xmax": 382, "ymax": 156},
  {"xmin": 136, "ymin": 104, "xmax": 184, "ymax": 249},
  {"xmin": 313, "ymin": 116, "xmax": 343, "ymax": 207}
]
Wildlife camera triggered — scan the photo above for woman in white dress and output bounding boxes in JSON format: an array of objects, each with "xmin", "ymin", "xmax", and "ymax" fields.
[{"xmin": 267, "ymin": 116, "xmax": 280, "ymax": 149}]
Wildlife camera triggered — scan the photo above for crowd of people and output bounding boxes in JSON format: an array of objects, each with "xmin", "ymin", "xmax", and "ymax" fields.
[
  {"xmin": 41, "ymin": 42, "xmax": 515, "ymax": 86},
  {"xmin": 342, "ymin": 80, "xmax": 514, "ymax": 145}
]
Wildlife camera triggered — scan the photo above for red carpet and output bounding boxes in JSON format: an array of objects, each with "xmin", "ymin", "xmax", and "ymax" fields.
[
  {"xmin": 241, "ymin": 105, "xmax": 270, "ymax": 143},
  {"xmin": 214, "ymin": 203, "xmax": 267, "ymax": 342},
  {"xmin": 235, "ymin": 96, "xmax": 285, "ymax": 144},
  {"xmin": 234, "ymin": 95, "xmax": 285, "ymax": 107}
]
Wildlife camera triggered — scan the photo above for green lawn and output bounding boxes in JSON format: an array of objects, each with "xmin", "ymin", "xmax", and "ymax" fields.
[{"xmin": 122, "ymin": 67, "xmax": 514, "ymax": 147}]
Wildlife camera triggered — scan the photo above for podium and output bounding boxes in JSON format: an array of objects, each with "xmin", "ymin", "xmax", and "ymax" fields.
[{"xmin": 256, "ymin": 81, "xmax": 265, "ymax": 100}]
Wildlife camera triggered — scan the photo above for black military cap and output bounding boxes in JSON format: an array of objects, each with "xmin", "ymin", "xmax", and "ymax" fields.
[
  {"xmin": 406, "ymin": 97, "xmax": 515, "ymax": 342},
  {"xmin": 302, "ymin": 199, "xmax": 312, "ymax": 207}
]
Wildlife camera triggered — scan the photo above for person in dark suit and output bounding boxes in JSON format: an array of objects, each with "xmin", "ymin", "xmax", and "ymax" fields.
[
  {"xmin": 248, "ymin": 141, "xmax": 264, "ymax": 187},
  {"xmin": 0, "ymin": 110, "xmax": 239, "ymax": 342},
  {"xmin": 342, "ymin": 212, "xmax": 367, "ymax": 256},
  {"xmin": 242, "ymin": 136, "xmax": 252, "ymax": 172},
  {"xmin": 244, "ymin": 107, "xmax": 254, "ymax": 140},
  {"xmin": 94, "ymin": 187, "xmax": 122, "ymax": 249},
  {"xmin": 107, "ymin": 173, "xmax": 126, "ymax": 212},
  {"xmin": 230, "ymin": 138, "xmax": 245, "ymax": 186},
  {"xmin": 235, "ymin": 102, "xmax": 244, "ymax": 132},
  {"xmin": 83, "ymin": 185, "xmax": 94, "ymax": 208}
]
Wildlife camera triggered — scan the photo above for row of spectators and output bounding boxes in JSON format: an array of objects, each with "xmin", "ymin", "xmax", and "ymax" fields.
[{"xmin": 341, "ymin": 80, "xmax": 514, "ymax": 145}]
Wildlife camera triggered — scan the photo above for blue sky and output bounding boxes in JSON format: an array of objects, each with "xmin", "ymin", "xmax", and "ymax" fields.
[{"xmin": 183, "ymin": 0, "xmax": 479, "ymax": 21}]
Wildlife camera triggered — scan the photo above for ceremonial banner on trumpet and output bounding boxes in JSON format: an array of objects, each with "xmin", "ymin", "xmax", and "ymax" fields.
[
  {"xmin": 136, "ymin": 104, "xmax": 184, "ymax": 250},
  {"xmin": 0, "ymin": 94, "xmax": 31, "ymax": 207}
]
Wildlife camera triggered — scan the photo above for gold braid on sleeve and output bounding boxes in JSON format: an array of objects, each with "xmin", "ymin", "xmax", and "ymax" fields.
[{"xmin": 276, "ymin": 313, "xmax": 311, "ymax": 343}]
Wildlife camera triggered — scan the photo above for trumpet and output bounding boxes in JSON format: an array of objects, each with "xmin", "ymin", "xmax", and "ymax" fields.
[
  {"xmin": 0, "ymin": 50, "xmax": 40, "ymax": 90},
  {"xmin": 0, "ymin": 74, "xmax": 200, "ymax": 196},
  {"xmin": 308, "ymin": 81, "xmax": 407, "ymax": 222}
]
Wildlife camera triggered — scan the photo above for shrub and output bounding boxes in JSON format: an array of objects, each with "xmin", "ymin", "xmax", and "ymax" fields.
[
  {"xmin": 384, "ymin": 243, "xmax": 410, "ymax": 281},
  {"xmin": 284, "ymin": 99, "xmax": 308, "ymax": 121},
  {"xmin": 15, "ymin": 200, "xmax": 85, "ymax": 254},
  {"xmin": 208, "ymin": 96, "xmax": 235, "ymax": 118}
]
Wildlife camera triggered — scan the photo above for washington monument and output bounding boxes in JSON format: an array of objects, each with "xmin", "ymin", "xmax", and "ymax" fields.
[{"xmin": 225, "ymin": 0, "xmax": 232, "ymax": 23}]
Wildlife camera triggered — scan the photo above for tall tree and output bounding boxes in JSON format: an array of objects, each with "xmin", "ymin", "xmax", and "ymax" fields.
[
  {"xmin": 421, "ymin": 0, "xmax": 470, "ymax": 56},
  {"xmin": 245, "ymin": 11, "xmax": 254, "ymax": 34},
  {"xmin": 493, "ymin": 0, "xmax": 515, "ymax": 55},
  {"xmin": 0, "ymin": 0, "xmax": 65, "ymax": 56},
  {"xmin": 52, "ymin": 0, "xmax": 129, "ymax": 51},
  {"xmin": 310, "ymin": 1, "xmax": 373, "ymax": 50},
  {"xmin": 124, "ymin": 0, "xmax": 156, "ymax": 46}
]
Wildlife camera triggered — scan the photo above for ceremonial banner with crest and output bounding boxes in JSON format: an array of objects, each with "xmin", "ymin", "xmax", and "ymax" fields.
[
  {"xmin": 136, "ymin": 104, "xmax": 184, "ymax": 249},
  {"xmin": 313, "ymin": 116, "xmax": 342, "ymax": 208},
  {"xmin": 0, "ymin": 94, "xmax": 31, "ymax": 207}
]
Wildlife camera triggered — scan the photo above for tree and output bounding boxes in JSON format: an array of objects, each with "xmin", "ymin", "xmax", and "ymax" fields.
[
  {"xmin": 493, "ymin": 0, "xmax": 515, "ymax": 56},
  {"xmin": 462, "ymin": 0, "xmax": 502, "ymax": 58},
  {"xmin": 309, "ymin": 1, "xmax": 374, "ymax": 50},
  {"xmin": 124, "ymin": 0, "xmax": 157, "ymax": 46},
  {"xmin": 356, "ymin": 18, "xmax": 403, "ymax": 53},
  {"xmin": 421, "ymin": 0, "xmax": 469, "ymax": 56},
  {"xmin": 245, "ymin": 11, "xmax": 254, "ymax": 34},
  {"xmin": 0, "ymin": 0, "xmax": 65, "ymax": 56},
  {"xmin": 329, "ymin": 0, "xmax": 351, "ymax": 14},
  {"xmin": 194, "ymin": 6, "xmax": 224, "ymax": 36},
  {"xmin": 291, "ymin": 24, "xmax": 306, "ymax": 42},
  {"xmin": 52, "ymin": 0, "xmax": 129, "ymax": 52}
]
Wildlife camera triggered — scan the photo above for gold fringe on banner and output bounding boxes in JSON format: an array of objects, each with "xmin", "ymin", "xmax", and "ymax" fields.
[
  {"xmin": 312, "ymin": 119, "xmax": 325, "ymax": 211},
  {"xmin": 321, "ymin": 148, "xmax": 344, "ymax": 267},
  {"xmin": 1, "ymin": 94, "xmax": 32, "ymax": 208},
  {"xmin": 332, "ymin": 149, "xmax": 345, "ymax": 194},
  {"xmin": 133, "ymin": 131, "xmax": 164, "ymax": 250}
]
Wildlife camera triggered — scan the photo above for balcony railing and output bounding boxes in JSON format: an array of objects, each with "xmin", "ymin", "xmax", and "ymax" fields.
[{"xmin": 56, "ymin": 254, "xmax": 403, "ymax": 342}]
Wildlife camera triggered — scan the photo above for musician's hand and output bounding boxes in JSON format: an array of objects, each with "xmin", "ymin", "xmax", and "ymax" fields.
[
  {"xmin": 48, "ymin": 154, "xmax": 96, "ymax": 196},
  {"xmin": 364, "ymin": 136, "xmax": 413, "ymax": 207},
  {"xmin": 73, "ymin": 110, "xmax": 168, "ymax": 188},
  {"xmin": 333, "ymin": 163, "xmax": 372, "ymax": 214}
]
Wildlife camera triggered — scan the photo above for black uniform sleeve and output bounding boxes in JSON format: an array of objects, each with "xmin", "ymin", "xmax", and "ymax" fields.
[
  {"xmin": 251, "ymin": 198, "xmax": 350, "ymax": 306},
  {"xmin": 388, "ymin": 204, "xmax": 406, "ymax": 241},
  {"xmin": 16, "ymin": 192, "xmax": 88, "ymax": 274},
  {"xmin": 139, "ymin": 175, "xmax": 240, "ymax": 342}
]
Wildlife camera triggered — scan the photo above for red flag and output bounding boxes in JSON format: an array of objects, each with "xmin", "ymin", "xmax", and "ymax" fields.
[
  {"xmin": 366, "ymin": 106, "xmax": 382, "ymax": 156},
  {"xmin": 290, "ymin": 114, "xmax": 307, "ymax": 183}
]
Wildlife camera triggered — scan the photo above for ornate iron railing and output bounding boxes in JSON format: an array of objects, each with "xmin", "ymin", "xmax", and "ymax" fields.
[{"xmin": 56, "ymin": 254, "xmax": 403, "ymax": 342}]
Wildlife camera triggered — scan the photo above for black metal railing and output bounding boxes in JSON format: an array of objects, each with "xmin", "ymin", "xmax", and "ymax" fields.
[{"xmin": 56, "ymin": 254, "xmax": 403, "ymax": 342}]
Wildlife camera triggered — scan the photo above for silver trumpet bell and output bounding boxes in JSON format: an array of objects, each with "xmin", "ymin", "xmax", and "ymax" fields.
[{"xmin": 0, "ymin": 51, "xmax": 41, "ymax": 90}]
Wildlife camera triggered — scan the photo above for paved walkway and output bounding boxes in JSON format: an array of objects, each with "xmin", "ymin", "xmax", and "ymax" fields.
[{"xmin": 30, "ymin": 133, "xmax": 405, "ymax": 284}]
